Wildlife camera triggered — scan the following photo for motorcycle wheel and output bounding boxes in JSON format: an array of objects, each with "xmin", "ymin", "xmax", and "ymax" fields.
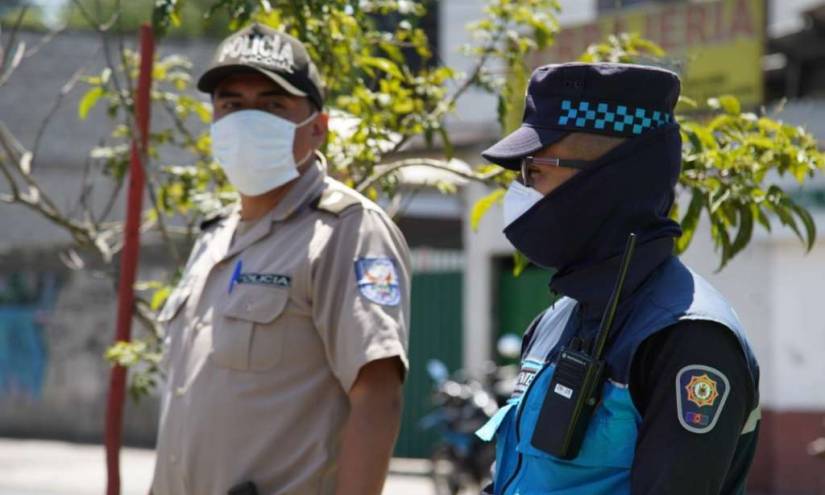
[{"xmin": 430, "ymin": 445, "xmax": 463, "ymax": 495}]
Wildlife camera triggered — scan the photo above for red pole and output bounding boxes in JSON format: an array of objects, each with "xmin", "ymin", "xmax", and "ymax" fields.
[{"xmin": 105, "ymin": 24, "xmax": 154, "ymax": 495}]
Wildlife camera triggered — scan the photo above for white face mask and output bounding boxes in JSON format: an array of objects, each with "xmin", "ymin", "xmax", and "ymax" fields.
[
  {"xmin": 210, "ymin": 109, "xmax": 317, "ymax": 196},
  {"xmin": 502, "ymin": 180, "xmax": 545, "ymax": 227}
]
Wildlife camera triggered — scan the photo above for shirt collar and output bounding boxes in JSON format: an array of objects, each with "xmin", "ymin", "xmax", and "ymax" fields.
[{"xmin": 269, "ymin": 154, "xmax": 327, "ymax": 222}]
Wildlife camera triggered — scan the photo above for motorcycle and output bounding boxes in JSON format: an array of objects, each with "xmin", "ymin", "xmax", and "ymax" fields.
[{"xmin": 419, "ymin": 335, "xmax": 522, "ymax": 495}]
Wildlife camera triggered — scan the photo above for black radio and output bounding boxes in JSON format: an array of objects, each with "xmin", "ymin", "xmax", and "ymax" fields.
[{"xmin": 530, "ymin": 233, "xmax": 637, "ymax": 460}]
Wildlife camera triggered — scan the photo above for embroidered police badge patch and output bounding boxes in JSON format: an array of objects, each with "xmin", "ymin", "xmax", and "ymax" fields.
[
  {"xmin": 676, "ymin": 365, "xmax": 730, "ymax": 434},
  {"xmin": 354, "ymin": 257, "xmax": 401, "ymax": 306}
]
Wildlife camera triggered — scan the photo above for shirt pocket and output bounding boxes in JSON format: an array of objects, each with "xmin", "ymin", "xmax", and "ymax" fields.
[{"xmin": 213, "ymin": 284, "xmax": 289, "ymax": 372}]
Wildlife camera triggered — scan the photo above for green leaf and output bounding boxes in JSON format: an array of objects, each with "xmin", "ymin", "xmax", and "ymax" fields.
[
  {"xmin": 193, "ymin": 103, "xmax": 212, "ymax": 124},
  {"xmin": 675, "ymin": 190, "xmax": 704, "ymax": 253},
  {"xmin": 78, "ymin": 87, "xmax": 104, "ymax": 120},
  {"xmin": 151, "ymin": 286, "xmax": 172, "ymax": 311},
  {"xmin": 361, "ymin": 56, "xmax": 404, "ymax": 79},
  {"xmin": 771, "ymin": 201, "xmax": 803, "ymax": 241},
  {"xmin": 677, "ymin": 95, "xmax": 698, "ymax": 108},
  {"xmin": 788, "ymin": 201, "xmax": 817, "ymax": 251},
  {"xmin": 710, "ymin": 188, "xmax": 731, "ymax": 213},
  {"xmin": 730, "ymin": 204, "xmax": 754, "ymax": 259},
  {"xmin": 437, "ymin": 126, "xmax": 454, "ymax": 160},
  {"xmin": 718, "ymin": 95, "xmax": 741, "ymax": 115},
  {"xmin": 513, "ymin": 250, "xmax": 530, "ymax": 277},
  {"xmin": 470, "ymin": 188, "xmax": 505, "ymax": 232},
  {"xmin": 711, "ymin": 215, "xmax": 733, "ymax": 271},
  {"xmin": 753, "ymin": 203, "xmax": 772, "ymax": 232}
]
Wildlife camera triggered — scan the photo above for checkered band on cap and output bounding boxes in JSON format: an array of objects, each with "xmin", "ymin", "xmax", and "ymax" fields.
[{"xmin": 557, "ymin": 99, "xmax": 672, "ymax": 136}]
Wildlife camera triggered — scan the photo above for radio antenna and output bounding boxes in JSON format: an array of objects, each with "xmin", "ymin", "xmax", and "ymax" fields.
[{"xmin": 591, "ymin": 233, "xmax": 637, "ymax": 360}]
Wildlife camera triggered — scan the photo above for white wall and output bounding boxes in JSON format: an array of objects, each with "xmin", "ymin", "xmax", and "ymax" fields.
[
  {"xmin": 684, "ymin": 214, "xmax": 825, "ymax": 411},
  {"xmin": 462, "ymin": 182, "xmax": 512, "ymax": 372},
  {"xmin": 770, "ymin": 235, "xmax": 825, "ymax": 410}
]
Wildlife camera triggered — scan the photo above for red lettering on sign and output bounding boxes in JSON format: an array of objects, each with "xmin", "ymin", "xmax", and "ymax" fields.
[
  {"xmin": 730, "ymin": 0, "xmax": 755, "ymax": 37},
  {"xmin": 643, "ymin": 12, "xmax": 659, "ymax": 46},
  {"xmin": 686, "ymin": 4, "xmax": 709, "ymax": 45},
  {"xmin": 554, "ymin": 27, "xmax": 579, "ymax": 61},
  {"xmin": 658, "ymin": 6, "xmax": 679, "ymax": 52},
  {"xmin": 711, "ymin": 1, "xmax": 725, "ymax": 42},
  {"xmin": 611, "ymin": 16, "xmax": 627, "ymax": 38},
  {"xmin": 583, "ymin": 23, "xmax": 603, "ymax": 50}
]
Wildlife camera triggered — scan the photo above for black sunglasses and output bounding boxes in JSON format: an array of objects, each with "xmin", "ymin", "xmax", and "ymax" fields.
[{"xmin": 520, "ymin": 156, "xmax": 592, "ymax": 186}]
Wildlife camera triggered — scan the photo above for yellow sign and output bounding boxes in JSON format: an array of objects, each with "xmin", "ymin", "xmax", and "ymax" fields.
[{"xmin": 537, "ymin": 0, "xmax": 765, "ymax": 108}]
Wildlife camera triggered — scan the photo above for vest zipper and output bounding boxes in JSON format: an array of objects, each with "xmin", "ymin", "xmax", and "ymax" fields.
[{"xmin": 499, "ymin": 363, "xmax": 554, "ymax": 494}]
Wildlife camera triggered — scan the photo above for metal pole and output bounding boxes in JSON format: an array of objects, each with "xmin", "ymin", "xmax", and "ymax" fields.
[{"xmin": 105, "ymin": 23, "xmax": 154, "ymax": 495}]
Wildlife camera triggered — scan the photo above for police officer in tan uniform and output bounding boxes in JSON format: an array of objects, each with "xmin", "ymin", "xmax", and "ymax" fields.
[{"xmin": 151, "ymin": 24, "xmax": 410, "ymax": 495}]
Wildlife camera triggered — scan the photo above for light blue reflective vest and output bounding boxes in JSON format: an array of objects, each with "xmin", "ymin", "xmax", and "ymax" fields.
[{"xmin": 477, "ymin": 257, "xmax": 760, "ymax": 495}]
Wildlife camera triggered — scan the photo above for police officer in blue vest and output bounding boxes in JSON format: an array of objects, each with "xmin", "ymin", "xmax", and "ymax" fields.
[{"xmin": 476, "ymin": 63, "xmax": 761, "ymax": 494}]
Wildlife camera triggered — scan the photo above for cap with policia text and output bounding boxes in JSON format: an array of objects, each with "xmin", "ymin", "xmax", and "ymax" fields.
[
  {"xmin": 482, "ymin": 63, "xmax": 681, "ymax": 170},
  {"xmin": 197, "ymin": 23, "xmax": 324, "ymax": 109}
]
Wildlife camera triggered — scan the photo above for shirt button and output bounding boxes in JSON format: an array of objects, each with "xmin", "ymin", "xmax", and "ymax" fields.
[
  {"xmin": 170, "ymin": 454, "xmax": 178, "ymax": 464},
  {"xmin": 175, "ymin": 387, "xmax": 185, "ymax": 397}
]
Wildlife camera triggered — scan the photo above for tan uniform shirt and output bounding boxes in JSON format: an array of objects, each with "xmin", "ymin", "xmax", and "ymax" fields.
[{"xmin": 151, "ymin": 160, "xmax": 410, "ymax": 495}]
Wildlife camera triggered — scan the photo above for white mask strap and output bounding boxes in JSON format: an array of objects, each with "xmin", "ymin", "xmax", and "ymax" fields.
[
  {"xmin": 294, "ymin": 111, "xmax": 319, "ymax": 167},
  {"xmin": 296, "ymin": 110, "xmax": 318, "ymax": 128}
]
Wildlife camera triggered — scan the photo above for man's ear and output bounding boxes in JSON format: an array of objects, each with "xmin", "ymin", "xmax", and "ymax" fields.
[{"xmin": 313, "ymin": 112, "xmax": 329, "ymax": 137}]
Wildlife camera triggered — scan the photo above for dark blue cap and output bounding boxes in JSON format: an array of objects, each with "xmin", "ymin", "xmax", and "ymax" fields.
[{"xmin": 482, "ymin": 62, "xmax": 681, "ymax": 169}]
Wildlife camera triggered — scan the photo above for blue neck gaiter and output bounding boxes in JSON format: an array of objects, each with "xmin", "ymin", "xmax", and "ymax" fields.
[{"xmin": 503, "ymin": 123, "xmax": 683, "ymax": 291}]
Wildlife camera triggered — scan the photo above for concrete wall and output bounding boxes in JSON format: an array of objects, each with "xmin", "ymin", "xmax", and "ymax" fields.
[{"xmin": 0, "ymin": 247, "xmax": 170, "ymax": 446}]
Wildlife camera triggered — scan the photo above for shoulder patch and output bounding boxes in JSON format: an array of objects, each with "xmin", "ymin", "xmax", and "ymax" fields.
[
  {"xmin": 676, "ymin": 364, "xmax": 730, "ymax": 434},
  {"xmin": 354, "ymin": 257, "xmax": 401, "ymax": 306},
  {"xmin": 313, "ymin": 186, "xmax": 363, "ymax": 216}
]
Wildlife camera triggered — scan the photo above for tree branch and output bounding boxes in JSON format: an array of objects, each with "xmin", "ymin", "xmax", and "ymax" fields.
[
  {"xmin": 144, "ymin": 173, "xmax": 183, "ymax": 266},
  {"xmin": 0, "ymin": 4, "xmax": 27, "ymax": 73},
  {"xmin": 159, "ymin": 97, "xmax": 211, "ymax": 161},
  {"xmin": 95, "ymin": 170, "xmax": 125, "ymax": 224},
  {"xmin": 355, "ymin": 158, "xmax": 504, "ymax": 194},
  {"xmin": 134, "ymin": 296, "xmax": 162, "ymax": 340},
  {"xmin": 22, "ymin": 24, "xmax": 66, "ymax": 59},
  {"xmin": 0, "ymin": 155, "xmax": 21, "ymax": 200},
  {"xmin": 30, "ymin": 68, "xmax": 85, "ymax": 172},
  {"xmin": 383, "ymin": 28, "xmax": 504, "ymax": 158}
]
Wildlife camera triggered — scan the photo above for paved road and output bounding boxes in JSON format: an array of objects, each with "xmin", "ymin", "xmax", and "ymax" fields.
[{"xmin": 0, "ymin": 438, "xmax": 440, "ymax": 495}]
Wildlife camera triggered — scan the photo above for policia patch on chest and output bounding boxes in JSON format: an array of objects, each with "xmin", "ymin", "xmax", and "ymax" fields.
[
  {"xmin": 676, "ymin": 364, "xmax": 730, "ymax": 434},
  {"xmin": 236, "ymin": 272, "xmax": 291, "ymax": 288}
]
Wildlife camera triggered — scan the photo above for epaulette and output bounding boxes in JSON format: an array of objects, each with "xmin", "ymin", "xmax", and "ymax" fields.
[
  {"xmin": 199, "ymin": 211, "xmax": 229, "ymax": 232},
  {"xmin": 312, "ymin": 185, "xmax": 364, "ymax": 216}
]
